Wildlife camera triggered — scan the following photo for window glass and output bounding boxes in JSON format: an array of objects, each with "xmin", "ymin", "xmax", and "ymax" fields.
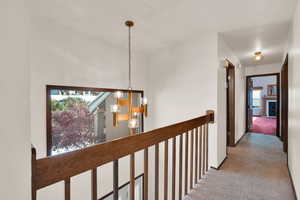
[
  {"xmin": 252, "ymin": 90, "xmax": 261, "ymax": 107},
  {"xmin": 48, "ymin": 87, "xmax": 143, "ymax": 155}
]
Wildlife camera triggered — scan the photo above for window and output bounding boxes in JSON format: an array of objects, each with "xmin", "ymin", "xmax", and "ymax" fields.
[
  {"xmin": 47, "ymin": 85, "xmax": 143, "ymax": 156},
  {"xmin": 252, "ymin": 89, "xmax": 262, "ymax": 108}
]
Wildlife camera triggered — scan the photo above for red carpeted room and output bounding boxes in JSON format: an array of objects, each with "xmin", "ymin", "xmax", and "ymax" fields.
[
  {"xmin": 251, "ymin": 116, "xmax": 276, "ymax": 136},
  {"xmin": 247, "ymin": 75, "xmax": 278, "ymax": 136}
]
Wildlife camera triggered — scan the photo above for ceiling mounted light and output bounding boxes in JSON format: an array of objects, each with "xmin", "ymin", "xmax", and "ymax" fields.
[
  {"xmin": 110, "ymin": 20, "xmax": 148, "ymax": 134},
  {"xmin": 254, "ymin": 51, "xmax": 263, "ymax": 61}
]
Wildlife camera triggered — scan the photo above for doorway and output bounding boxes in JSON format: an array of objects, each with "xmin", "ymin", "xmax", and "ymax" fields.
[
  {"xmin": 246, "ymin": 74, "xmax": 280, "ymax": 136},
  {"xmin": 226, "ymin": 60, "xmax": 235, "ymax": 147}
]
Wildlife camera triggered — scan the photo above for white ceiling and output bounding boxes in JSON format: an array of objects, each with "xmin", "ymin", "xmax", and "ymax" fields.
[
  {"xmin": 30, "ymin": 0, "xmax": 297, "ymax": 54},
  {"xmin": 221, "ymin": 22, "xmax": 290, "ymax": 66}
]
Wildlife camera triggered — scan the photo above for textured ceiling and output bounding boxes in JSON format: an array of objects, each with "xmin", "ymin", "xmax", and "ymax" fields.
[
  {"xmin": 221, "ymin": 22, "xmax": 290, "ymax": 66},
  {"xmin": 29, "ymin": 0, "xmax": 297, "ymax": 54}
]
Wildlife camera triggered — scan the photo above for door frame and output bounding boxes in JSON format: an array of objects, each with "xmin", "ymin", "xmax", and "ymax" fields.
[
  {"xmin": 281, "ymin": 55, "xmax": 288, "ymax": 153},
  {"xmin": 245, "ymin": 73, "xmax": 281, "ymax": 137},
  {"xmin": 246, "ymin": 78, "xmax": 254, "ymax": 132},
  {"xmin": 226, "ymin": 60, "xmax": 235, "ymax": 147}
]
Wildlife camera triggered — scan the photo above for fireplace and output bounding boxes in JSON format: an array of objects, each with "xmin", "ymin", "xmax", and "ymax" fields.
[{"xmin": 266, "ymin": 100, "xmax": 277, "ymax": 117}]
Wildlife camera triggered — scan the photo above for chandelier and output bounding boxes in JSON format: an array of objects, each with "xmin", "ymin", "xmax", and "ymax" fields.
[{"xmin": 110, "ymin": 20, "xmax": 148, "ymax": 134}]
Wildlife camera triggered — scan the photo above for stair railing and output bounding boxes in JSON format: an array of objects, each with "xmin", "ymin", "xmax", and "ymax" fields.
[{"xmin": 32, "ymin": 110, "xmax": 214, "ymax": 200}]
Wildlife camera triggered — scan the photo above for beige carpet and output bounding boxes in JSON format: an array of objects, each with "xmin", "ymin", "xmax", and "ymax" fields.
[{"xmin": 186, "ymin": 133, "xmax": 296, "ymax": 200}]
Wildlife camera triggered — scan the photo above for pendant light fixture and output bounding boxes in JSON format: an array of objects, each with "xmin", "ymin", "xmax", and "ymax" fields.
[{"xmin": 110, "ymin": 20, "xmax": 148, "ymax": 134}]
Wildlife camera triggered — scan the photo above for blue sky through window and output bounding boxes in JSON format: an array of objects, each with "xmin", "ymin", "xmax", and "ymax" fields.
[{"xmin": 253, "ymin": 90, "xmax": 261, "ymax": 107}]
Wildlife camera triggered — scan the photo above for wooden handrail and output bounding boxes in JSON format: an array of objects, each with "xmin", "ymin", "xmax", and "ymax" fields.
[{"xmin": 32, "ymin": 110, "xmax": 214, "ymax": 199}]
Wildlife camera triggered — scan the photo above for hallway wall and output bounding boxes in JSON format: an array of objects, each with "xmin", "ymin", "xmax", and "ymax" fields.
[
  {"xmin": 235, "ymin": 66, "xmax": 246, "ymax": 143},
  {"xmin": 284, "ymin": 0, "xmax": 300, "ymax": 198},
  {"xmin": 217, "ymin": 36, "xmax": 229, "ymax": 165},
  {"xmin": 147, "ymin": 32, "xmax": 219, "ymax": 166},
  {"xmin": 245, "ymin": 63, "xmax": 282, "ymax": 76},
  {"xmin": 0, "ymin": 0, "xmax": 31, "ymax": 199},
  {"xmin": 218, "ymin": 35, "xmax": 246, "ymax": 146},
  {"xmin": 29, "ymin": 19, "xmax": 149, "ymax": 200},
  {"xmin": 147, "ymin": 32, "xmax": 220, "ymax": 199}
]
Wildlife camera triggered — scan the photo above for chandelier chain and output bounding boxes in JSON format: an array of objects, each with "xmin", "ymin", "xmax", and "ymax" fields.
[{"xmin": 128, "ymin": 25, "xmax": 132, "ymax": 90}]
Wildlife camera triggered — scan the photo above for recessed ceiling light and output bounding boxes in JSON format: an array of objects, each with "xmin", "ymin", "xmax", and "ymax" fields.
[{"xmin": 254, "ymin": 51, "xmax": 263, "ymax": 61}]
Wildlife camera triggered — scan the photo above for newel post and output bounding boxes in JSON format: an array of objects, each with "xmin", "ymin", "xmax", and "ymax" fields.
[
  {"xmin": 206, "ymin": 110, "xmax": 215, "ymax": 123},
  {"xmin": 31, "ymin": 145, "xmax": 37, "ymax": 200}
]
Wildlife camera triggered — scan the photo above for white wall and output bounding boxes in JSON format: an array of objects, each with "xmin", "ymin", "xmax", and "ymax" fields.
[
  {"xmin": 245, "ymin": 63, "xmax": 281, "ymax": 76},
  {"xmin": 148, "ymin": 32, "xmax": 219, "ymax": 164},
  {"xmin": 29, "ymin": 20, "xmax": 148, "ymax": 199},
  {"xmin": 218, "ymin": 35, "xmax": 246, "ymax": 146},
  {"xmin": 284, "ymin": 0, "xmax": 300, "ymax": 198},
  {"xmin": 146, "ymin": 32, "xmax": 220, "ymax": 199},
  {"xmin": 235, "ymin": 66, "xmax": 246, "ymax": 143},
  {"xmin": 0, "ymin": 0, "xmax": 31, "ymax": 200},
  {"xmin": 29, "ymin": 19, "xmax": 149, "ymax": 158},
  {"xmin": 217, "ymin": 36, "xmax": 228, "ymax": 166}
]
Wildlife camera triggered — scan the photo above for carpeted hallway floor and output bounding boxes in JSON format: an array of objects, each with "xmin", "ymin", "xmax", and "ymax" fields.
[{"xmin": 186, "ymin": 133, "xmax": 295, "ymax": 200}]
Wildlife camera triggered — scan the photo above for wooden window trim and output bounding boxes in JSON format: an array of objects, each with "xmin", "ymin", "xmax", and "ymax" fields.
[
  {"xmin": 253, "ymin": 87, "xmax": 263, "ymax": 90},
  {"xmin": 46, "ymin": 85, "xmax": 144, "ymax": 156}
]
